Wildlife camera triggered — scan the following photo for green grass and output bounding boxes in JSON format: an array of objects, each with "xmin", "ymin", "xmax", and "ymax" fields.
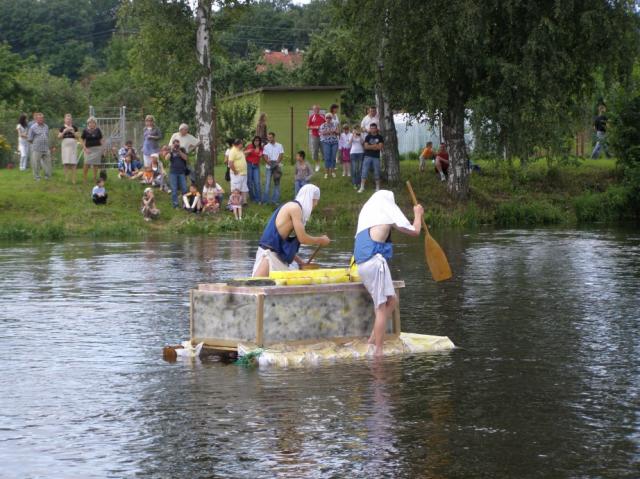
[{"xmin": 0, "ymin": 156, "xmax": 631, "ymax": 240}]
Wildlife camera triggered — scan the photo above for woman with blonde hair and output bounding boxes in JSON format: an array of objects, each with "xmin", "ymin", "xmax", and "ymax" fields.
[
  {"xmin": 58, "ymin": 113, "xmax": 79, "ymax": 183},
  {"xmin": 81, "ymin": 116, "xmax": 104, "ymax": 182},
  {"xmin": 142, "ymin": 114, "xmax": 161, "ymax": 168}
]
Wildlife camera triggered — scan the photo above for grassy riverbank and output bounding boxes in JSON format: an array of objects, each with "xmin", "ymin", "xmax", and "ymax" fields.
[{"xmin": 0, "ymin": 157, "xmax": 633, "ymax": 240}]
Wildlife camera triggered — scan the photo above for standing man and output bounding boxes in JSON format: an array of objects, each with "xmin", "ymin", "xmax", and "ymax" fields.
[
  {"xmin": 360, "ymin": 106, "xmax": 379, "ymax": 134},
  {"xmin": 358, "ymin": 123, "xmax": 384, "ymax": 193},
  {"xmin": 354, "ymin": 190, "xmax": 423, "ymax": 357},
  {"xmin": 165, "ymin": 138, "xmax": 189, "ymax": 208},
  {"xmin": 27, "ymin": 112, "xmax": 52, "ymax": 181},
  {"xmin": 306, "ymin": 105, "xmax": 325, "ymax": 172},
  {"xmin": 169, "ymin": 123, "xmax": 200, "ymax": 155},
  {"xmin": 228, "ymin": 138, "xmax": 249, "ymax": 205},
  {"xmin": 591, "ymin": 104, "xmax": 610, "ymax": 159},
  {"xmin": 262, "ymin": 132, "xmax": 284, "ymax": 206}
]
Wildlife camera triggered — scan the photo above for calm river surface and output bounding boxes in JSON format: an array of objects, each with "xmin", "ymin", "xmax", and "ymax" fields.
[{"xmin": 0, "ymin": 228, "xmax": 639, "ymax": 478}]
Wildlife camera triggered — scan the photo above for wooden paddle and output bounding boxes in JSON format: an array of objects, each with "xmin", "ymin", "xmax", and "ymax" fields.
[
  {"xmin": 299, "ymin": 244, "xmax": 322, "ymax": 270},
  {"xmin": 406, "ymin": 181, "xmax": 452, "ymax": 282}
]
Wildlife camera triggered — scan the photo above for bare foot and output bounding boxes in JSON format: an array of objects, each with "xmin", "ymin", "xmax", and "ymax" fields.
[
  {"xmin": 367, "ymin": 334, "xmax": 375, "ymax": 345},
  {"xmin": 374, "ymin": 347, "xmax": 383, "ymax": 358}
]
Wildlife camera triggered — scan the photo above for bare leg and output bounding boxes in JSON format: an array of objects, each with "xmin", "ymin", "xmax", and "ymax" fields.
[
  {"xmin": 370, "ymin": 296, "xmax": 396, "ymax": 356},
  {"xmin": 253, "ymin": 256, "xmax": 269, "ymax": 278},
  {"xmin": 83, "ymin": 164, "xmax": 89, "ymax": 181},
  {"xmin": 71, "ymin": 165, "xmax": 76, "ymax": 184},
  {"xmin": 93, "ymin": 166, "xmax": 99, "ymax": 182}
]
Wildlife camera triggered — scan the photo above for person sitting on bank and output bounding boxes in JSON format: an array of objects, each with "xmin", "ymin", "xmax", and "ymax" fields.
[
  {"xmin": 183, "ymin": 183, "xmax": 202, "ymax": 213},
  {"xmin": 118, "ymin": 152, "xmax": 139, "ymax": 179},
  {"xmin": 252, "ymin": 184, "xmax": 330, "ymax": 277},
  {"xmin": 202, "ymin": 174, "xmax": 224, "ymax": 213},
  {"xmin": 354, "ymin": 190, "xmax": 423, "ymax": 357},
  {"xmin": 118, "ymin": 140, "xmax": 139, "ymax": 164},
  {"xmin": 141, "ymin": 187, "xmax": 160, "ymax": 221},
  {"xmin": 92, "ymin": 178, "xmax": 108, "ymax": 205},
  {"xmin": 435, "ymin": 143, "xmax": 449, "ymax": 181},
  {"xmin": 419, "ymin": 141, "xmax": 435, "ymax": 173}
]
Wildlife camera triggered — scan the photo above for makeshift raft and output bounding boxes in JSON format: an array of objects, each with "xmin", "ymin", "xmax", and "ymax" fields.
[{"xmin": 190, "ymin": 274, "xmax": 455, "ymax": 364}]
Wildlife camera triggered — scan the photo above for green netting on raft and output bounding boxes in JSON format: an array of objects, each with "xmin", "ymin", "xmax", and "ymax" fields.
[{"xmin": 235, "ymin": 350, "xmax": 263, "ymax": 367}]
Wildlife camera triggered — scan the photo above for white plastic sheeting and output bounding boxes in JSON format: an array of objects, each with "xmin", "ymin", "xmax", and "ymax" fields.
[
  {"xmin": 237, "ymin": 332, "xmax": 456, "ymax": 368},
  {"xmin": 393, "ymin": 113, "xmax": 475, "ymax": 155}
]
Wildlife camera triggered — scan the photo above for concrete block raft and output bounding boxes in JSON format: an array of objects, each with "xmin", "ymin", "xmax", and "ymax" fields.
[{"xmin": 190, "ymin": 281, "xmax": 405, "ymax": 351}]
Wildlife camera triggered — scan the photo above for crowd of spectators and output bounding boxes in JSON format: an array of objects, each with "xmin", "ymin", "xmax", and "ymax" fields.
[{"xmin": 15, "ymin": 104, "xmax": 454, "ymax": 223}]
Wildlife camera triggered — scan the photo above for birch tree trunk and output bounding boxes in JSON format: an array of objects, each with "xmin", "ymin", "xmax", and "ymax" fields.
[
  {"xmin": 443, "ymin": 101, "xmax": 470, "ymax": 201},
  {"xmin": 375, "ymin": 3, "xmax": 400, "ymax": 184},
  {"xmin": 194, "ymin": 0, "xmax": 214, "ymax": 189}
]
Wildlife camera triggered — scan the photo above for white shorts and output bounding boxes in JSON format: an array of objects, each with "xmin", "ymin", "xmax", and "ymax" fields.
[
  {"xmin": 252, "ymin": 247, "xmax": 289, "ymax": 277},
  {"xmin": 357, "ymin": 254, "xmax": 396, "ymax": 309},
  {"xmin": 230, "ymin": 172, "xmax": 249, "ymax": 193}
]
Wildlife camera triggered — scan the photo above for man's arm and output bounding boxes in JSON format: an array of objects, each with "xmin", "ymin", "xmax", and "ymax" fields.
[
  {"xmin": 394, "ymin": 205, "xmax": 424, "ymax": 237},
  {"xmin": 289, "ymin": 206, "xmax": 330, "ymax": 246}
]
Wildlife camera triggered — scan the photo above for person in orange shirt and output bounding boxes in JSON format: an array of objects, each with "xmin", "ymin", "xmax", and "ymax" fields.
[{"xmin": 419, "ymin": 141, "xmax": 435, "ymax": 172}]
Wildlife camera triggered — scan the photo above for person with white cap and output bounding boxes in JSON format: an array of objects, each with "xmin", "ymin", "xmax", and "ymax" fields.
[
  {"xmin": 353, "ymin": 190, "xmax": 424, "ymax": 357},
  {"xmin": 169, "ymin": 123, "xmax": 200, "ymax": 155},
  {"xmin": 252, "ymin": 184, "xmax": 330, "ymax": 277}
]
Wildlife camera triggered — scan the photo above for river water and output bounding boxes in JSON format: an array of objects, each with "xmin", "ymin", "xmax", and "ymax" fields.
[{"xmin": 0, "ymin": 228, "xmax": 638, "ymax": 478}]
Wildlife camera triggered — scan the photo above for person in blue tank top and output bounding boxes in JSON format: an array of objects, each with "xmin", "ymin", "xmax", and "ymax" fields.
[
  {"xmin": 354, "ymin": 190, "xmax": 424, "ymax": 357},
  {"xmin": 252, "ymin": 184, "xmax": 331, "ymax": 277}
]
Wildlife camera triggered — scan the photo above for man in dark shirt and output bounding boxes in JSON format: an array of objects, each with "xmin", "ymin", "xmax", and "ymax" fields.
[
  {"xmin": 591, "ymin": 104, "xmax": 610, "ymax": 159},
  {"xmin": 164, "ymin": 139, "xmax": 189, "ymax": 208},
  {"xmin": 358, "ymin": 123, "xmax": 384, "ymax": 193}
]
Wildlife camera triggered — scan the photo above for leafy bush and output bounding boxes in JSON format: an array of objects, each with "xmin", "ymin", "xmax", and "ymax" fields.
[{"xmin": 217, "ymin": 102, "xmax": 258, "ymax": 146}]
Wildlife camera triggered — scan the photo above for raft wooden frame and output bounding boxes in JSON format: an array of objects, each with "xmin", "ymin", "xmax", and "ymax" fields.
[{"xmin": 190, "ymin": 281, "xmax": 405, "ymax": 351}]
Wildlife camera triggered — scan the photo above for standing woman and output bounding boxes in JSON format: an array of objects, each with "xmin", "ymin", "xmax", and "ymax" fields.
[
  {"xmin": 244, "ymin": 136, "xmax": 263, "ymax": 203},
  {"xmin": 256, "ymin": 113, "xmax": 268, "ymax": 146},
  {"xmin": 319, "ymin": 113, "xmax": 339, "ymax": 179},
  {"xmin": 142, "ymin": 115, "xmax": 161, "ymax": 168},
  {"xmin": 16, "ymin": 114, "xmax": 29, "ymax": 171},
  {"xmin": 81, "ymin": 116, "xmax": 104, "ymax": 182},
  {"xmin": 58, "ymin": 113, "xmax": 79, "ymax": 183}
]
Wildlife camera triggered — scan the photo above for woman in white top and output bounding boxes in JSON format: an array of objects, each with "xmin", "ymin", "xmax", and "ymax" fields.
[
  {"xmin": 349, "ymin": 126, "xmax": 365, "ymax": 189},
  {"xmin": 16, "ymin": 114, "xmax": 29, "ymax": 171},
  {"xmin": 58, "ymin": 113, "xmax": 79, "ymax": 183}
]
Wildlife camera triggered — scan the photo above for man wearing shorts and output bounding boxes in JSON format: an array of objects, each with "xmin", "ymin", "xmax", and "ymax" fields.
[
  {"xmin": 354, "ymin": 190, "xmax": 424, "ymax": 357},
  {"xmin": 228, "ymin": 138, "xmax": 249, "ymax": 204}
]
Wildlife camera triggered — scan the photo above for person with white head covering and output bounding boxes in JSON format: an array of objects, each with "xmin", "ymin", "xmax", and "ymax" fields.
[
  {"xmin": 169, "ymin": 123, "xmax": 200, "ymax": 155},
  {"xmin": 252, "ymin": 184, "xmax": 330, "ymax": 277},
  {"xmin": 353, "ymin": 190, "xmax": 424, "ymax": 357}
]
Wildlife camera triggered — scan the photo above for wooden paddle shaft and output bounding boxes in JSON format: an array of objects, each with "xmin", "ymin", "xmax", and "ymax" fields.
[
  {"xmin": 406, "ymin": 181, "xmax": 430, "ymax": 235},
  {"xmin": 306, "ymin": 244, "xmax": 322, "ymax": 264}
]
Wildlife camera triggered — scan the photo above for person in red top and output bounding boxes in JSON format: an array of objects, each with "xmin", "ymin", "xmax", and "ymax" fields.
[
  {"xmin": 435, "ymin": 143, "xmax": 450, "ymax": 182},
  {"xmin": 306, "ymin": 104, "xmax": 325, "ymax": 173},
  {"xmin": 244, "ymin": 136, "xmax": 263, "ymax": 203}
]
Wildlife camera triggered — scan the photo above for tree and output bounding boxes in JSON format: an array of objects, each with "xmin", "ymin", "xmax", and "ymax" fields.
[
  {"xmin": 341, "ymin": 0, "xmax": 639, "ymax": 201},
  {"xmin": 195, "ymin": 0, "xmax": 214, "ymax": 188}
]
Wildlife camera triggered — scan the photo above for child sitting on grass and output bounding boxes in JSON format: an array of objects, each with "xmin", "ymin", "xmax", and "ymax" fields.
[
  {"xmin": 91, "ymin": 178, "xmax": 107, "ymax": 205},
  {"xmin": 229, "ymin": 188, "xmax": 243, "ymax": 220},
  {"xmin": 183, "ymin": 183, "xmax": 202, "ymax": 213},
  {"xmin": 141, "ymin": 187, "xmax": 160, "ymax": 221},
  {"xmin": 202, "ymin": 174, "xmax": 224, "ymax": 213}
]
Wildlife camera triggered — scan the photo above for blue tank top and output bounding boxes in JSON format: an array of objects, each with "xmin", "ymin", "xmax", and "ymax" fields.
[
  {"xmin": 258, "ymin": 201, "xmax": 302, "ymax": 264},
  {"xmin": 353, "ymin": 228, "xmax": 393, "ymax": 264}
]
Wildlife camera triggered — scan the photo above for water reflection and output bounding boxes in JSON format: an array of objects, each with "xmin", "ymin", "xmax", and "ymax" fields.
[{"xmin": 0, "ymin": 227, "xmax": 638, "ymax": 477}]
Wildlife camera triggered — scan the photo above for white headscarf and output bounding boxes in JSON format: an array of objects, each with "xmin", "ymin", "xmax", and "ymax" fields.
[
  {"xmin": 295, "ymin": 184, "xmax": 320, "ymax": 225},
  {"xmin": 355, "ymin": 190, "xmax": 414, "ymax": 236}
]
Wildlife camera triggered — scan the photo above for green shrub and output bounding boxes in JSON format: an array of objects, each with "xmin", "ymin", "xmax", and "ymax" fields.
[{"xmin": 495, "ymin": 200, "xmax": 563, "ymax": 226}]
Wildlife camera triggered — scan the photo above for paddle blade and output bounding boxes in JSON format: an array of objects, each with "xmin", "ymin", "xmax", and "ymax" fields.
[{"xmin": 425, "ymin": 234, "xmax": 452, "ymax": 282}]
